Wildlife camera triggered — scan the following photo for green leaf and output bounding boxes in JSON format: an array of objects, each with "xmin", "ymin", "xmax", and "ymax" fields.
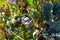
[
  {"xmin": 27, "ymin": 0, "xmax": 33, "ymax": 5},
  {"xmin": 27, "ymin": 0, "xmax": 36, "ymax": 8},
  {"xmin": 0, "ymin": 1, "xmax": 4, "ymax": 8},
  {"xmin": 0, "ymin": 0, "xmax": 7, "ymax": 8}
]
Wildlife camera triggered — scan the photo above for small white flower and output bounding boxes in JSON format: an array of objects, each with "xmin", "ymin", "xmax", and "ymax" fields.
[
  {"xmin": 2, "ymin": 12, "xmax": 5, "ymax": 15},
  {"xmin": 24, "ymin": 17, "xmax": 30, "ymax": 21},
  {"xmin": 51, "ymin": 19, "xmax": 54, "ymax": 22},
  {"xmin": 17, "ymin": 18, "xmax": 20, "ymax": 22},
  {"xmin": 2, "ymin": 18, "xmax": 5, "ymax": 21},
  {"xmin": 24, "ymin": 22, "xmax": 30, "ymax": 25},
  {"xmin": 21, "ymin": 20, "xmax": 25, "ymax": 24},
  {"xmin": 21, "ymin": 16, "xmax": 31, "ymax": 25},
  {"xmin": 21, "ymin": 16, "xmax": 26, "ymax": 20},
  {"xmin": 11, "ymin": 19, "xmax": 17, "ymax": 24},
  {"xmin": 7, "ymin": 21, "xmax": 10, "ymax": 26},
  {"xmin": 14, "ymin": 28, "xmax": 19, "ymax": 31},
  {"xmin": 51, "ymin": 10, "xmax": 53, "ymax": 13}
]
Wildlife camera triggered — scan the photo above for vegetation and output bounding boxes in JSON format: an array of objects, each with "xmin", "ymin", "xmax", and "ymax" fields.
[{"xmin": 0, "ymin": 0, "xmax": 60, "ymax": 40}]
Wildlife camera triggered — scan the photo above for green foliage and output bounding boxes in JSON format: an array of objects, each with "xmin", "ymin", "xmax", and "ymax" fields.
[
  {"xmin": 0, "ymin": 0, "xmax": 7, "ymax": 8},
  {"xmin": 0, "ymin": 1, "xmax": 4, "ymax": 8},
  {"xmin": 0, "ymin": 0, "xmax": 60, "ymax": 40}
]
